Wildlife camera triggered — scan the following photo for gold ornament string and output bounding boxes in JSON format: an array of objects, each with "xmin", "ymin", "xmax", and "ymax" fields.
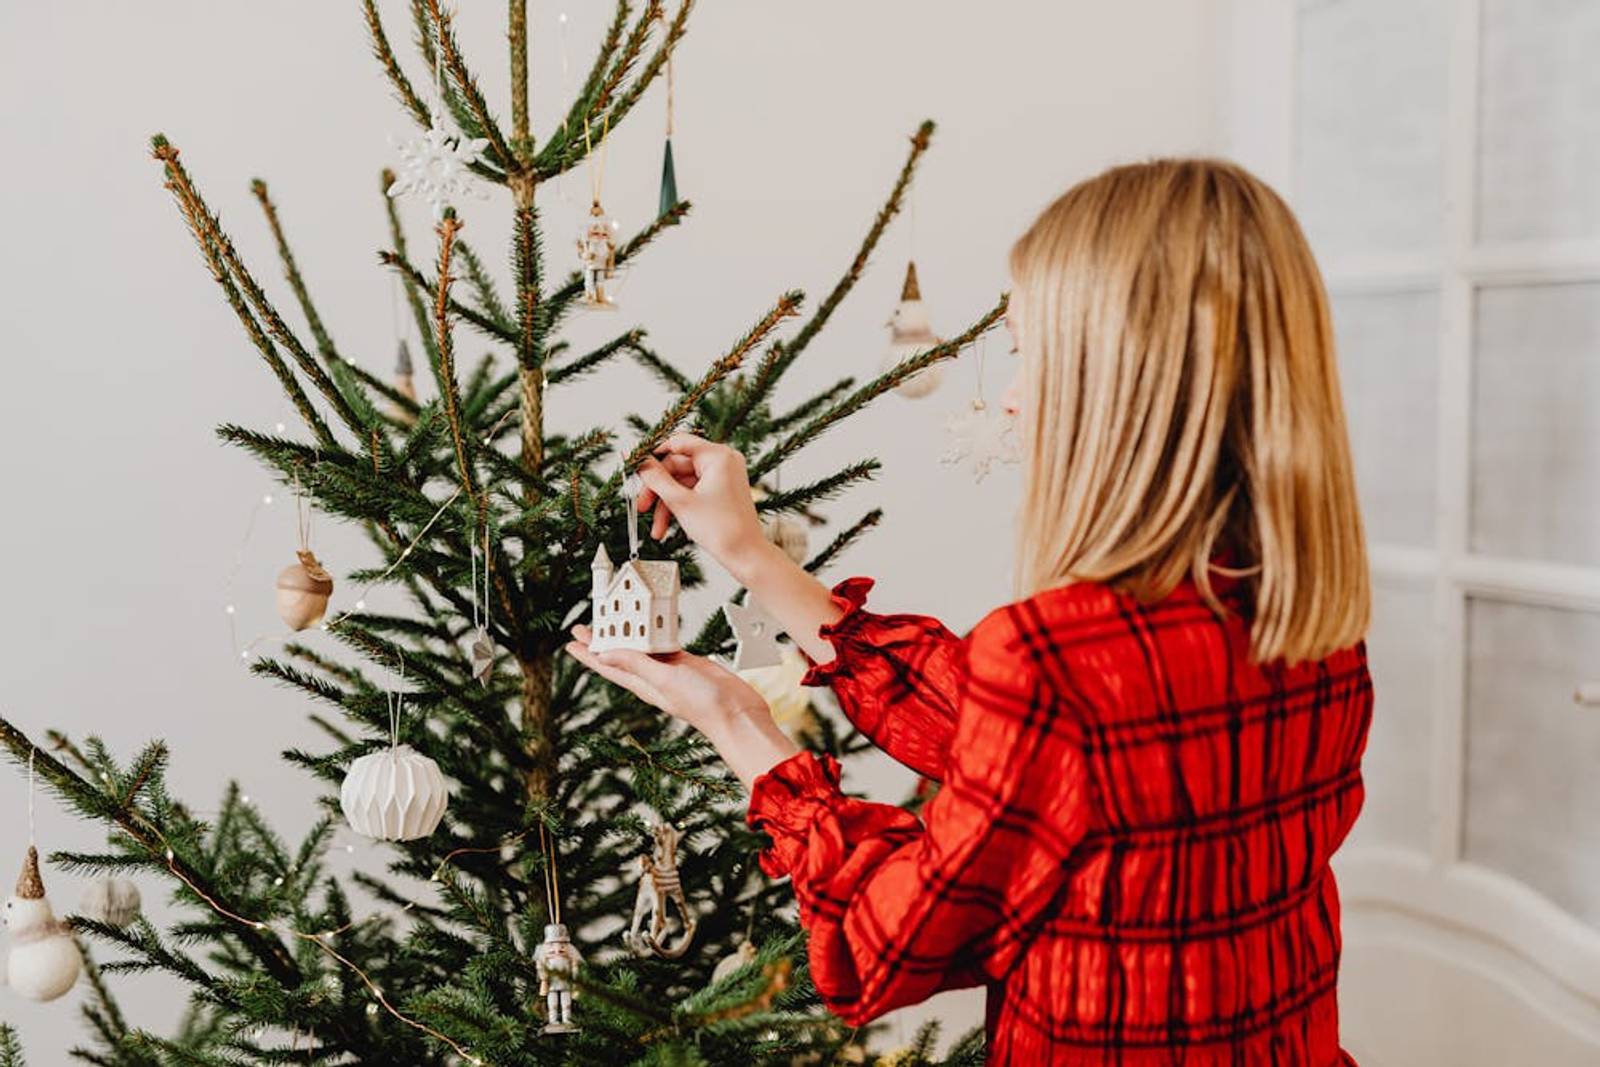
[
  {"xmin": 584, "ymin": 112, "xmax": 611, "ymax": 207},
  {"xmin": 27, "ymin": 746, "xmax": 36, "ymax": 848},
  {"xmin": 662, "ymin": 14, "xmax": 675, "ymax": 139}
]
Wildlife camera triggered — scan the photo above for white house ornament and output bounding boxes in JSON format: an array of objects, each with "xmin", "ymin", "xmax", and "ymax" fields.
[
  {"xmin": 576, "ymin": 200, "xmax": 621, "ymax": 309},
  {"xmin": 76, "ymin": 877, "xmax": 141, "ymax": 929},
  {"xmin": 882, "ymin": 261, "xmax": 944, "ymax": 399},
  {"xmin": 624, "ymin": 823, "xmax": 698, "ymax": 959},
  {"xmin": 4, "ymin": 847, "xmax": 82, "ymax": 1002},
  {"xmin": 534, "ymin": 922, "xmax": 584, "ymax": 1035},
  {"xmin": 941, "ymin": 396, "xmax": 1020, "ymax": 482},
  {"xmin": 339, "ymin": 745, "xmax": 449, "ymax": 841},
  {"xmin": 721, "ymin": 598, "xmax": 784, "ymax": 671},
  {"xmin": 589, "ymin": 544, "xmax": 680, "ymax": 654},
  {"xmin": 276, "ymin": 549, "xmax": 333, "ymax": 631}
]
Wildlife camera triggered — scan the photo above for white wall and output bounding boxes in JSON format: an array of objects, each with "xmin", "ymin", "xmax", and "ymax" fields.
[{"xmin": 0, "ymin": 1, "xmax": 1223, "ymax": 1055}]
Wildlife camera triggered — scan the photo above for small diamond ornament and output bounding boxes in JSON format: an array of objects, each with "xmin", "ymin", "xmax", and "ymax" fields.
[{"xmin": 470, "ymin": 628, "xmax": 495, "ymax": 686}]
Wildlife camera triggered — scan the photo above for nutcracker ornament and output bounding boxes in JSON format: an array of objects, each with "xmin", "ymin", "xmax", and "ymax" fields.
[
  {"xmin": 623, "ymin": 822, "xmax": 698, "ymax": 959},
  {"xmin": 534, "ymin": 922, "xmax": 584, "ymax": 1035},
  {"xmin": 4, "ymin": 846, "xmax": 83, "ymax": 1002},
  {"xmin": 882, "ymin": 261, "xmax": 944, "ymax": 398},
  {"xmin": 577, "ymin": 200, "xmax": 620, "ymax": 308}
]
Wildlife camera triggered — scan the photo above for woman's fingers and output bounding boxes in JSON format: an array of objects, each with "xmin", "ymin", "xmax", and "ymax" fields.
[
  {"xmin": 651, "ymin": 497, "xmax": 672, "ymax": 539},
  {"xmin": 635, "ymin": 457, "xmax": 690, "ymax": 511},
  {"xmin": 657, "ymin": 431, "xmax": 715, "ymax": 457},
  {"xmin": 564, "ymin": 639, "xmax": 671, "ymax": 710}
]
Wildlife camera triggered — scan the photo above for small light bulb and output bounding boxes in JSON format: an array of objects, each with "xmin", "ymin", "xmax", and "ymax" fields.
[
  {"xmin": 355, "ymin": 599, "xmax": 366, "ymax": 611},
  {"xmin": 240, "ymin": 650, "xmax": 251, "ymax": 661},
  {"xmin": 274, "ymin": 422, "xmax": 286, "ymax": 434},
  {"xmin": 263, "ymin": 494, "xmax": 274, "ymax": 505},
  {"xmin": 165, "ymin": 849, "xmax": 175, "ymax": 862},
  {"xmin": 366, "ymin": 1001, "xmax": 381, "ymax": 1017},
  {"xmin": 558, "ymin": 11, "xmax": 567, "ymax": 22},
  {"xmin": 345, "ymin": 845, "xmax": 356, "ymax": 854},
  {"xmin": 241, "ymin": 794, "xmax": 251, "ymax": 805},
  {"xmin": 273, "ymin": 876, "xmax": 285, "ymax": 887},
  {"xmin": 224, "ymin": 604, "xmax": 236, "ymax": 615}
]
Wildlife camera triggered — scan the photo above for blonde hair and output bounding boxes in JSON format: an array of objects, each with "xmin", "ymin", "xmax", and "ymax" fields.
[{"xmin": 1009, "ymin": 158, "xmax": 1369, "ymax": 664}]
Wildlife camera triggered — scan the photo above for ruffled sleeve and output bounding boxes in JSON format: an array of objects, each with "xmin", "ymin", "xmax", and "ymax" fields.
[
  {"xmin": 743, "ymin": 605, "xmax": 1093, "ymax": 1026},
  {"xmin": 800, "ymin": 577, "xmax": 964, "ymax": 781}
]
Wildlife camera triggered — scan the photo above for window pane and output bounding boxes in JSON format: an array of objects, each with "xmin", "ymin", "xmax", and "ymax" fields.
[
  {"xmin": 1332, "ymin": 290, "xmax": 1440, "ymax": 547},
  {"xmin": 1478, "ymin": 0, "xmax": 1600, "ymax": 242},
  {"xmin": 1349, "ymin": 579, "xmax": 1436, "ymax": 852},
  {"xmin": 1471, "ymin": 282, "xmax": 1600, "ymax": 567},
  {"xmin": 1464, "ymin": 598, "xmax": 1600, "ymax": 925},
  {"xmin": 1295, "ymin": 0, "xmax": 1451, "ymax": 255}
]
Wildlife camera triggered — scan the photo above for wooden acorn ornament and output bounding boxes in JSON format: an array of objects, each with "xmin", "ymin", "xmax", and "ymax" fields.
[
  {"xmin": 276, "ymin": 549, "xmax": 333, "ymax": 631},
  {"xmin": 76, "ymin": 877, "xmax": 141, "ymax": 929},
  {"xmin": 4, "ymin": 846, "xmax": 83, "ymax": 1002}
]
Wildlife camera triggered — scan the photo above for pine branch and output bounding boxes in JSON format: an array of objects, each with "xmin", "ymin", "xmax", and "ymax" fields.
[
  {"xmin": 250, "ymin": 179, "xmax": 339, "ymax": 368},
  {"xmin": 805, "ymin": 508, "xmax": 883, "ymax": 575},
  {"xmin": 379, "ymin": 250, "xmax": 516, "ymax": 345},
  {"xmin": 150, "ymin": 137, "xmax": 365, "ymax": 439},
  {"xmin": 361, "ymin": 0, "xmax": 431, "ymax": 129},
  {"xmin": 756, "ymin": 461, "xmax": 880, "ymax": 515},
  {"xmin": 423, "ymin": 0, "xmax": 516, "ymax": 172},
  {"xmin": 623, "ymin": 336, "xmax": 693, "ymax": 392},
  {"xmin": 776, "ymin": 120, "xmax": 934, "ymax": 380},
  {"xmin": 625, "ymin": 290, "xmax": 802, "ymax": 467},
  {"xmin": 547, "ymin": 328, "xmax": 643, "ymax": 385},
  {"xmin": 453, "ymin": 239, "xmax": 514, "ymax": 334},
  {"xmin": 751, "ymin": 295, "xmax": 1007, "ymax": 479}
]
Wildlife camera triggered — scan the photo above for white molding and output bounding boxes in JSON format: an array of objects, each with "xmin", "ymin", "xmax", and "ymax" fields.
[
  {"xmin": 1337, "ymin": 847, "xmax": 1600, "ymax": 1021},
  {"xmin": 1369, "ymin": 546, "xmax": 1600, "ymax": 613},
  {"xmin": 1430, "ymin": 0, "xmax": 1481, "ymax": 868}
]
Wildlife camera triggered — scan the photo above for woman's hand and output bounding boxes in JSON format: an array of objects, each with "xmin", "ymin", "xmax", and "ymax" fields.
[
  {"xmin": 634, "ymin": 433, "xmax": 767, "ymax": 574},
  {"xmin": 563, "ymin": 625, "xmax": 800, "ymax": 787}
]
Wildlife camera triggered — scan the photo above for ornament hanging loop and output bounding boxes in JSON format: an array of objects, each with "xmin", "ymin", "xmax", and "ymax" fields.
[{"xmin": 622, "ymin": 473, "xmax": 642, "ymax": 560}]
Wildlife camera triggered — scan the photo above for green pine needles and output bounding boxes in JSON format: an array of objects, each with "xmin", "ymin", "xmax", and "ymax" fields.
[{"xmin": 0, "ymin": 2, "xmax": 1003, "ymax": 1064}]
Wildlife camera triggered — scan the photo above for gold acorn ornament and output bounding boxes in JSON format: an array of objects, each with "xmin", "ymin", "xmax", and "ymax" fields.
[
  {"xmin": 4, "ymin": 846, "xmax": 83, "ymax": 1002},
  {"xmin": 882, "ymin": 261, "xmax": 944, "ymax": 399},
  {"xmin": 276, "ymin": 549, "xmax": 333, "ymax": 631}
]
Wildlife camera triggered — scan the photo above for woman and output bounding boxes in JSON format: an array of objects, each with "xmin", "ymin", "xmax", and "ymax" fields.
[{"xmin": 566, "ymin": 158, "xmax": 1373, "ymax": 1065}]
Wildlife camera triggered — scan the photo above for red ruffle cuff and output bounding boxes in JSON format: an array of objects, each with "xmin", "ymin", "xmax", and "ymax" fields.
[
  {"xmin": 745, "ymin": 750, "xmax": 845, "ymax": 879},
  {"xmin": 798, "ymin": 576, "xmax": 878, "ymax": 687}
]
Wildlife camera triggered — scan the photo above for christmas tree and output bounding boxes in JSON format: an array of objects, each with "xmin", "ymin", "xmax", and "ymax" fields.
[{"xmin": 0, "ymin": 2, "xmax": 1004, "ymax": 1063}]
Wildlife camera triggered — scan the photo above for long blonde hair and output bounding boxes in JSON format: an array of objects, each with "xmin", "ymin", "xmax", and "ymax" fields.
[{"xmin": 1009, "ymin": 158, "xmax": 1368, "ymax": 664}]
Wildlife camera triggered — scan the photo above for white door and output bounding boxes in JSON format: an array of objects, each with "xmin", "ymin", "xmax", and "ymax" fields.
[{"xmin": 1225, "ymin": 1, "xmax": 1600, "ymax": 1063}]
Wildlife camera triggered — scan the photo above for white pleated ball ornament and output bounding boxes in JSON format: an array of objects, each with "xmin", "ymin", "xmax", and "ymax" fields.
[
  {"xmin": 77, "ymin": 877, "xmax": 141, "ymax": 929},
  {"xmin": 339, "ymin": 745, "xmax": 449, "ymax": 841}
]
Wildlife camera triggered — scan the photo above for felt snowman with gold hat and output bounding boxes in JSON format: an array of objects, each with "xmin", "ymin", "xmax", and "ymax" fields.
[{"xmin": 4, "ymin": 846, "xmax": 82, "ymax": 1001}]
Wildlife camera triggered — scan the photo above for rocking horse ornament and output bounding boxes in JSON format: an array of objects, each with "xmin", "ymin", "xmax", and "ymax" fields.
[{"xmin": 624, "ymin": 822, "xmax": 698, "ymax": 959}]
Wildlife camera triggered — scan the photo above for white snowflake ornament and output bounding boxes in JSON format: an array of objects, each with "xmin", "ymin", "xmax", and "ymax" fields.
[
  {"xmin": 941, "ymin": 397, "xmax": 1020, "ymax": 482},
  {"xmin": 387, "ymin": 123, "xmax": 490, "ymax": 221}
]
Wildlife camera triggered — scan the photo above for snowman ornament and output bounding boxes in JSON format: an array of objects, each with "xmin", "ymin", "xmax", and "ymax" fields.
[{"xmin": 4, "ymin": 846, "xmax": 83, "ymax": 1002}]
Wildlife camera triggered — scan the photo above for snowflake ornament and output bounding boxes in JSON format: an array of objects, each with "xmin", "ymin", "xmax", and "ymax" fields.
[
  {"xmin": 941, "ymin": 398, "xmax": 1020, "ymax": 482},
  {"xmin": 387, "ymin": 122, "xmax": 490, "ymax": 221}
]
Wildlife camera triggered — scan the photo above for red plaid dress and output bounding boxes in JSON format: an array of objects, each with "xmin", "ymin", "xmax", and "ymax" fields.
[{"xmin": 746, "ymin": 571, "xmax": 1372, "ymax": 1066}]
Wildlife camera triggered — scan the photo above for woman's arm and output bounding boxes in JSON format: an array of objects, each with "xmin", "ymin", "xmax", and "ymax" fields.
[
  {"xmin": 566, "ymin": 606, "xmax": 1091, "ymax": 1025},
  {"xmin": 634, "ymin": 435, "xmax": 966, "ymax": 779}
]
